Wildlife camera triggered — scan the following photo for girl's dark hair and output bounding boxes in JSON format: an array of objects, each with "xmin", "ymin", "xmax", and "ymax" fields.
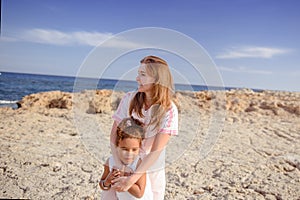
[{"xmin": 116, "ymin": 117, "xmax": 145, "ymax": 146}]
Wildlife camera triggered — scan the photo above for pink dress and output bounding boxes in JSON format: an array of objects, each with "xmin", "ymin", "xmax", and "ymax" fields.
[{"xmin": 112, "ymin": 91, "xmax": 178, "ymax": 200}]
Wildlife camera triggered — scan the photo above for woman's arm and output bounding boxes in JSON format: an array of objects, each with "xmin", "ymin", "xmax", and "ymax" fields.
[
  {"xmin": 127, "ymin": 159, "xmax": 146, "ymax": 198},
  {"xmin": 110, "ymin": 121, "xmax": 123, "ymax": 168},
  {"xmin": 112, "ymin": 133, "xmax": 170, "ymax": 191}
]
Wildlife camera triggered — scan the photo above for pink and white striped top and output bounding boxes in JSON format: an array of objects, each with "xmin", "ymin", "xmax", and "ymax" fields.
[{"xmin": 112, "ymin": 91, "xmax": 178, "ymax": 155}]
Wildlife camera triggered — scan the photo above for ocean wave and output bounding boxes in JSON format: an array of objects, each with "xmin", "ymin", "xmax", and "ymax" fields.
[{"xmin": 0, "ymin": 100, "xmax": 18, "ymax": 104}]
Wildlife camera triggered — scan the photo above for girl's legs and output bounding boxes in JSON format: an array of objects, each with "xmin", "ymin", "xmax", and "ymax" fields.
[
  {"xmin": 101, "ymin": 190, "xmax": 118, "ymax": 200},
  {"xmin": 148, "ymin": 169, "xmax": 166, "ymax": 200},
  {"xmin": 146, "ymin": 148, "xmax": 166, "ymax": 199}
]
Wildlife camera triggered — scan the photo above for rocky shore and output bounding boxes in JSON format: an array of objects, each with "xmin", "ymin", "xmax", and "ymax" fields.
[{"xmin": 0, "ymin": 89, "xmax": 299, "ymax": 199}]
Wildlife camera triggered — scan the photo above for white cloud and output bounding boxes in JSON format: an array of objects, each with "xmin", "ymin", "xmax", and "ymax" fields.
[
  {"xmin": 216, "ymin": 46, "xmax": 290, "ymax": 59},
  {"xmin": 22, "ymin": 29, "xmax": 75, "ymax": 45},
  {"xmin": 218, "ymin": 66, "xmax": 272, "ymax": 75},
  {"xmin": 6, "ymin": 28, "xmax": 141, "ymax": 48},
  {"xmin": 0, "ymin": 36, "xmax": 18, "ymax": 42}
]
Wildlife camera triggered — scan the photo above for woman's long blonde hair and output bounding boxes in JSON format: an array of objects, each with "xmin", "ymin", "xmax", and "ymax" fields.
[{"xmin": 129, "ymin": 55, "xmax": 175, "ymax": 131}]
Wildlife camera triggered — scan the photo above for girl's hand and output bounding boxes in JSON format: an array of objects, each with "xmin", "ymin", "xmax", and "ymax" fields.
[
  {"xmin": 105, "ymin": 168, "xmax": 121, "ymax": 186},
  {"xmin": 111, "ymin": 176, "xmax": 133, "ymax": 192}
]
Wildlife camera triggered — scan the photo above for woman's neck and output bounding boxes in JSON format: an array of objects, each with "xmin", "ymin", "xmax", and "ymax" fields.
[
  {"xmin": 144, "ymin": 91, "xmax": 152, "ymax": 99},
  {"xmin": 144, "ymin": 91, "xmax": 153, "ymax": 102},
  {"xmin": 144, "ymin": 94, "xmax": 153, "ymax": 109}
]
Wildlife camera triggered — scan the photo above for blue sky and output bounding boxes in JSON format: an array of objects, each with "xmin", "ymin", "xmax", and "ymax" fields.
[{"xmin": 0, "ymin": 0, "xmax": 299, "ymax": 91}]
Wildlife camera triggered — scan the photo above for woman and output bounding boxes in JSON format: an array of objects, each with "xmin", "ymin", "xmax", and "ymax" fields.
[{"xmin": 105, "ymin": 55, "xmax": 178, "ymax": 200}]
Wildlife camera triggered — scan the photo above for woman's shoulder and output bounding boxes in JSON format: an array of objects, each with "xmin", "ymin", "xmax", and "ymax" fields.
[
  {"xmin": 123, "ymin": 90, "xmax": 137, "ymax": 98},
  {"xmin": 162, "ymin": 101, "xmax": 178, "ymax": 119},
  {"xmin": 165, "ymin": 101, "xmax": 178, "ymax": 119},
  {"xmin": 118, "ymin": 91, "xmax": 137, "ymax": 104},
  {"xmin": 170, "ymin": 101, "xmax": 178, "ymax": 112}
]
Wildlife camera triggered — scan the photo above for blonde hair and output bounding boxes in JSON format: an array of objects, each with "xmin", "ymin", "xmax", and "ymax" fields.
[{"xmin": 129, "ymin": 55, "xmax": 175, "ymax": 131}]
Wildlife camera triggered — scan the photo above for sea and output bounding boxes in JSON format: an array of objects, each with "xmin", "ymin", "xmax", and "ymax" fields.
[{"xmin": 0, "ymin": 71, "xmax": 236, "ymax": 109}]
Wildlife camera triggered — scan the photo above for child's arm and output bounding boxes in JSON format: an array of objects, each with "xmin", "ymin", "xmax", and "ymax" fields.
[
  {"xmin": 110, "ymin": 121, "xmax": 123, "ymax": 168},
  {"xmin": 127, "ymin": 159, "xmax": 146, "ymax": 198},
  {"xmin": 99, "ymin": 159, "xmax": 120, "ymax": 190}
]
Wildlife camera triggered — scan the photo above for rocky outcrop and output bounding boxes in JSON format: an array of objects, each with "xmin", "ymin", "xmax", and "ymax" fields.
[
  {"xmin": 16, "ymin": 89, "xmax": 300, "ymax": 118},
  {"xmin": 17, "ymin": 91, "xmax": 73, "ymax": 110},
  {"xmin": 86, "ymin": 90, "xmax": 123, "ymax": 114}
]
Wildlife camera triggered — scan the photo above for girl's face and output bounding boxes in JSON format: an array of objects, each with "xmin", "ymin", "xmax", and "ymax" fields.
[
  {"xmin": 136, "ymin": 64, "xmax": 155, "ymax": 94},
  {"xmin": 117, "ymin": 138, "xmax": 140, "ymax": 165}
]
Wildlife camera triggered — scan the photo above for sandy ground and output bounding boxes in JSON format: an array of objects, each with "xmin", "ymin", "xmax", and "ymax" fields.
[{"xmin": 0, "ymin": 89, "xmax": 299, "ymax": 199}]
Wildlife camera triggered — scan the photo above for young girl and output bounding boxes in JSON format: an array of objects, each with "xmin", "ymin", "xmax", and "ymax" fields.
[
  {"xmin": 110, "ymin": 55, "xmax": 178, "ymax": 199},
  {"xmin": 100, "ymin": 117, "xmax": 153, "ymax": 200}
]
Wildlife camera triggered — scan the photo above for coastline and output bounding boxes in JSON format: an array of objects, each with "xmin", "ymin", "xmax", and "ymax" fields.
[{"xmin": 0, "ymin": 89, "xmax": 299, "ymax": 199}]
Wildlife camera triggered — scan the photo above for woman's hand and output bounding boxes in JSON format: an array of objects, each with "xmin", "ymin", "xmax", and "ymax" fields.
[{"xmin": 111, "ymin": 176, "xmax": 134, "ymax": 192}]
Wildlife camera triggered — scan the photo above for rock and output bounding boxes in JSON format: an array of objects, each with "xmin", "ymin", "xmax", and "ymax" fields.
[
  {"xmin": 17, "ymin": 91, "xmax": 72, "ymax": 110},
  {"xmin": 283, "ymin": 154, "xmax": 300, "ymax": 170},
  {"xmin": 53, "ymin": 162, "xmax": 62, "ymax": 172},
  {"xmin": 86, "ymin": 90, "xmax": 114, "ymax": 114}
]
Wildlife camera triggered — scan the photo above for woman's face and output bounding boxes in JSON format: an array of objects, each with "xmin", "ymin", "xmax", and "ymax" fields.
[
  {"xmin": 136, "ymin": 64, "xmax": 155, "ymax": 94},
  {"xmin": 117, "ymin": 138, "xmax": 140, "ymax": 165}
]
